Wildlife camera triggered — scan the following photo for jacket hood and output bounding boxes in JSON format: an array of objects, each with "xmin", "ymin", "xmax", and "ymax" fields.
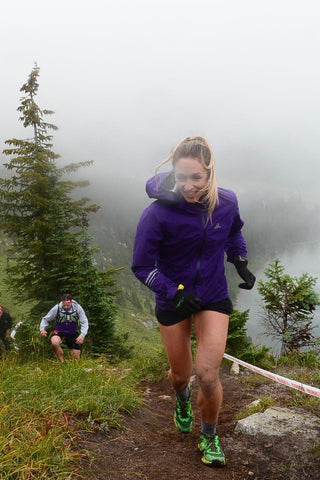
[{"xmin": 146, "ymin": 171, "xmax": 180, "ymax": 202}]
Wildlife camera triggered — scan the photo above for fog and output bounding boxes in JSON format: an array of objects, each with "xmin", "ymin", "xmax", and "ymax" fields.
[
  {"xmin": 1, "ymin": 1, "xmax": 320, "ymax": 325},
  {"xmin": 2, "ymin": 0, "xmax": 320, "ymax": 199}
]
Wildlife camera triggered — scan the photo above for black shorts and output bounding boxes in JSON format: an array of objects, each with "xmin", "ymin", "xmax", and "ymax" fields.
[
  {"xmin": 155, "ymin": 298, "xmax": 233, "ymax": 327},
  {"xmin": 51, "ymin": 330, "xmax": 81, "ymax": 350}
]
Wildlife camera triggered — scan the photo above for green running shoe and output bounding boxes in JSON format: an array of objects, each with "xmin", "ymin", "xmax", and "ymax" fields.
[
  {"xmin": 198, "ymin": 433, "xmax": 226, "ymax": 467},
  {"xmin": 173, "ymin": 392, "xmax": 193, "ymax": 433}
]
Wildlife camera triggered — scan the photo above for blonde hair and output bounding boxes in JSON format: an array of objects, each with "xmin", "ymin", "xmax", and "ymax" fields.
[{"xmin": 156, "ymin": 136, "xmax": 218, "ymax": 217}]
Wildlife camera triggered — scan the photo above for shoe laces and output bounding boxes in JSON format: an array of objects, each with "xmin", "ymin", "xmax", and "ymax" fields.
[
  {"xmin": 177, "ymin": 397, "xmax": 191, "ymax": 418},
  {"xmin": 205, "ymin": 435, "xmax": 222, "ymax": 454}
]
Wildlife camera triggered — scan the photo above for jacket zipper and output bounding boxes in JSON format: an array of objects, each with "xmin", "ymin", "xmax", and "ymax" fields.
[{"xmin": 193, "ymin": 211, "xmax": 207, "ymax": 293}]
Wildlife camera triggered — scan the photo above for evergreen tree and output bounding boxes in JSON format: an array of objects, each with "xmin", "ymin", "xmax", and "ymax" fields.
[
  {"xmin": 226, "ymin": 309, "xmax": 252, "ymax": 356},
  {"xmin": 226, "ymin": 309, "xmax": 270, "ymax": 364},
  {"xmin": 258, "ymin": 259, "xmax": 320, "ymax": 355},
  {"xmin": 0, "ymin": 65, "xmax": 123, "ymax": 355}
]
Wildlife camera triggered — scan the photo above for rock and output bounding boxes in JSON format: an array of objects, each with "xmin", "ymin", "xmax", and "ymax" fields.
[
  {"xmin": 247, "ymin": 399, "xmax": 261, "ymax": 408},
  {"xmin": 159, "ymin": 395, "xmax": 172, "ymax": 401},
  {"xmin": 230, "ymin": 362, "xmax": 240, "ymax": 375},
  {"xmin": 235, "ymin": 407, "xmax": 320, "ymax": 437}
]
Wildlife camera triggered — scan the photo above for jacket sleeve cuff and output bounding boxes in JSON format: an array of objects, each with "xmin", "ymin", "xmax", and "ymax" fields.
[
  {"xmin": 166, "ymin": 284, "xmax": 179, "ymax": 300},
  {"xmin": 227, "ymin": 255, "xmax": 248, "ymax": 264}
]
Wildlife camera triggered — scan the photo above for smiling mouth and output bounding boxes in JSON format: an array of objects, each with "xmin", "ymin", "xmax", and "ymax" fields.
[{"xmin": 183, "ymin": 191, "xmax": 198, "ymax": 201}]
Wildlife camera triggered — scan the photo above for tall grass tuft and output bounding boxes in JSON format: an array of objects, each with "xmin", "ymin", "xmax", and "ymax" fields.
[{"xmin": 0, "ymin": 356, "xmax": 141, "ymax": 479}]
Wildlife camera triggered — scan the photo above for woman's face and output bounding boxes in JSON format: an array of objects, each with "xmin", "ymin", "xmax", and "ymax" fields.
[{"xmin": 174, "ymin": 156, "xmax": 208, "ymax": 203}]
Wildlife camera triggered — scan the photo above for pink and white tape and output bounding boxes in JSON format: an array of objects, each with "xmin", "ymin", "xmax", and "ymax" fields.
[{"xmin": 223, "ymin": 353, "xmax": 320, "ymax": 398}]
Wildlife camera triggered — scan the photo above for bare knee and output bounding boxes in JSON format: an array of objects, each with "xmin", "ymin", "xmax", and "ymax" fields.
[
  {"xmin": 70, "ymin": 349, "xmax": 81, "ymax": 360},
  {"xmin": 168, "ymin": 367, "xmax": 192, "ymax": 391},
  {"xmin": 197, "ymin": 367, "xmax": 220, "ymax": 397},
  {"xmin": 50, "ymin": 336, "xmax": 62, "ymax": 348}
]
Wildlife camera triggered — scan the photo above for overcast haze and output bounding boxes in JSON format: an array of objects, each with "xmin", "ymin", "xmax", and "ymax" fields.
[{"xmin": 1, "ymin": 0, "xmax": 320, "ymax": 200}]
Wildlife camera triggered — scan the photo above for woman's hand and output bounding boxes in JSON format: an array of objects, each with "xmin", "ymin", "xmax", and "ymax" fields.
[
  {"xmin": 233, "ymin": 257, "xmax": 256, "ymax": 289},
  {"xmin": 174, "ymin": 289, "xmax": 201, "ymax": 317}
]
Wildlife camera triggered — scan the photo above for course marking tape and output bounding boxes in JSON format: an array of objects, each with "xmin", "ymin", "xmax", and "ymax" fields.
[{"xmin": 223, "ymin": 353, "xmax": 320, "ymax": 398}]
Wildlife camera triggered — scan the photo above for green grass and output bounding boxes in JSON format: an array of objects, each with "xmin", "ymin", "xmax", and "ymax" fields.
[
  {"xmin": 235, "ymin": 361, "xmax": 320, "ymax": 418},
  {"xmin": 114, "ymin": 304, "xmax": 161, "ymax": 356},
  {"xmin": 235, "ymin": 395, "xmax": 275, "ymax": 421},
  {"xmin": 0, "ymin": 356, "xmax": 142, "ymax": 479}
]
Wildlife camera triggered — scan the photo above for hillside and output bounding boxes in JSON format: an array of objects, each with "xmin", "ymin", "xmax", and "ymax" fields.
[{"xmin": 0, "ymin": 243, "xmax": 319, "ymax": 479}]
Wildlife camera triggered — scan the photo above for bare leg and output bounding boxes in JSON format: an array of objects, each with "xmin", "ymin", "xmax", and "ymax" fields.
[
  {"xmin": 193, "ymin": 311, "xmax": 229, "ymax": 424},
  {"xmin": 158, "ymin": 318, "xmax": 193, "ymax": 391},
  {"xmin": 50, "ymin": 336, "xmax": 65, "ymax": 363},
  {"xmin": 70, "ymin": 349, "xmax": 81, "ymax": 360}
]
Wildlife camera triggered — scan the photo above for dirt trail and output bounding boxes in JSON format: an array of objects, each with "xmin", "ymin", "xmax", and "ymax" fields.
[{"xmin": 79, "ymin": 368, "xmax": 319, "ymax": 479}]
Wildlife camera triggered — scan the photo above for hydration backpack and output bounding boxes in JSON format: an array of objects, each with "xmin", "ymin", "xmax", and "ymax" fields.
[{"xmin": 55, "ymin": 301, "xmax": 80, "ymax": 324}]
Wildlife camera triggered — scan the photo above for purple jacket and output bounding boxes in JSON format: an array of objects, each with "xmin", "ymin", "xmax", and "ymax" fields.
[{"xmin": 132, "ymin": 172, "xmax": 248, "ymax": 310}]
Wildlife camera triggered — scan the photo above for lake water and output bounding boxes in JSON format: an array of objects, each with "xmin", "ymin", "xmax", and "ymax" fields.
[{"xmin": 234, "ymin": 242, "xmax": 320, "ymax": 353}]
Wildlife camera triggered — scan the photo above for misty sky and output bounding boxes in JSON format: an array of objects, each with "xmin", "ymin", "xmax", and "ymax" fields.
[{"xmin": 1, "ymin": 0, "xmax": 320, "ymax": 203}]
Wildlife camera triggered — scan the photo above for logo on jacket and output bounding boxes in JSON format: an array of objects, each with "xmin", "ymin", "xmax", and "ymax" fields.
[{"xmin": 214, "ymin": 222, "xmax": 222, "ymax": 230}]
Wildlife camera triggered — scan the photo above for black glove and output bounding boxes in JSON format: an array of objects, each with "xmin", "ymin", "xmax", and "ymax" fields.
[
  {"xmin": 173, "ymin": 289, "xmax": 201, "ymax": 318},
  {"xmin": 233, "ymin": 257, "xmax": 256, "ymax": 290}
]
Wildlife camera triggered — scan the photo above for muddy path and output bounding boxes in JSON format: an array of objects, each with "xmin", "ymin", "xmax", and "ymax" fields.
[{"xmin": 79, "ymin": 368, "xmax": 319, "ymax": 479}]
